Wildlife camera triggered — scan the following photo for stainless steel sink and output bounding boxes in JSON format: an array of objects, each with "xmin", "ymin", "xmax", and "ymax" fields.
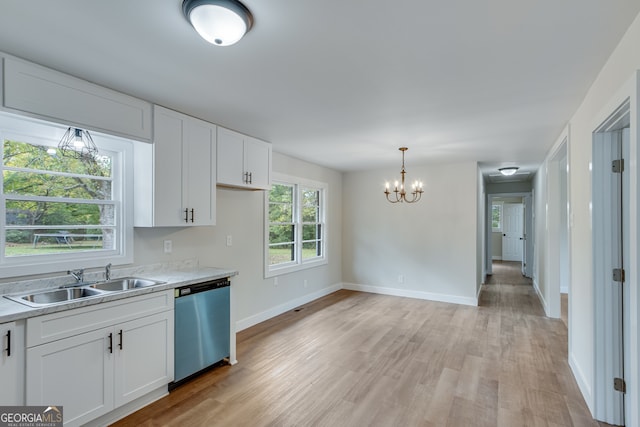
[
  {"xmin": 6, "ymin": 287, "xmax": 104, "ymax": 307},
  {"xmin": 88, "ymin": 277, "xmax": 165, "ymax": 292},
  {"xmin": 5, "ymin": 277, "xmax": 165, "ymax": 308}
]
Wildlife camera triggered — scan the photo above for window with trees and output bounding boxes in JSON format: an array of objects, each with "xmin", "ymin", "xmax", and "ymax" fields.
[
  {"xmin": 0, "ymin": 115, "xmax": 133, "ymax": 277},
  {"xmin": 265, "ymin": 174, "xmax": 327, "ymax": 277},
  {"xmin": 492, "ymin": 203, "xmax": 503, "ymax": 232}
]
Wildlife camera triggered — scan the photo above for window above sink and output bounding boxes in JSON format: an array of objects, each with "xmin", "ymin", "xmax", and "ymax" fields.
[{"xmin": 0, "ymin": 112, "xmax": 134, "ymax": 278}]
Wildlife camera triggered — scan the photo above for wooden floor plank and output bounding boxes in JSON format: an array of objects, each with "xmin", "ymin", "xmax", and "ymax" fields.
[{"xmin": 112, "ymin": 261, "xmax": 602, "ymax": 426}]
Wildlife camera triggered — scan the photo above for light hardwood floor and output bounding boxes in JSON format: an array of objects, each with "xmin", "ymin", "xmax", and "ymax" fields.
[{"xmin": 113, "ymin": 262, "xmax": 602, "ymax": 426}]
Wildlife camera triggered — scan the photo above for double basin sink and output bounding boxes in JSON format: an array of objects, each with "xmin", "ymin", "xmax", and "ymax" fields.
[{"xmin": 6, "ymin": 277, "xmax": 165, "ymax": 308}]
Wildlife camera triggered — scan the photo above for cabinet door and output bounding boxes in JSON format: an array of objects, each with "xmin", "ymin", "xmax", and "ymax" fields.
[
  {"xmin": 245, "ymin": 136, "xmax": 272, "ymax": 190},
  {"xmin": 152, "ymin": 106, "xmax": 185, "ymax": 226},
  {"xmin": 114, "ymin": 312, "xmax": 174, "ymax": 407},
  {"xmin": 0, "ymin": 321, "xmax": 24, "ymax": 405},
  {"xmin": 26, "ymin": 328, "xmax": 114, "ymax": 427},
  {"xmin": 217, "ymin": 127, "xmax": 245, "ymax": 187},
  {"xmin": 183, "ymin": 118, "xmax": 215, "ymax": 226}
]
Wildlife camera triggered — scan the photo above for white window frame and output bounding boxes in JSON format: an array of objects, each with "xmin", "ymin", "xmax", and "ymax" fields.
[
  {"xmin": 0, "ymin": 113, "xmax": 134, "ymax": 278},
  {"xmin": 492, "ymin": 202, "xmax": 503, "ymax": 232},
  {"xmin": 264, "ymin": 172, "xmax": 327, "ymax": 278}
]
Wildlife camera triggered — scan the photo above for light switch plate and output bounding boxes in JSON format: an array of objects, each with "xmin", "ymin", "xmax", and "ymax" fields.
[{"xmin": 163, "ymin": 240, "xmax": 172, "ymax": 254}]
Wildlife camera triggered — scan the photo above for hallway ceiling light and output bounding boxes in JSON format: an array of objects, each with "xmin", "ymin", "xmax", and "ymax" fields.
[
  {"xmin": 58, "ymin": 127, "xmax": 98, "ymax": 160},
  {"xmin": 182, "ymin": 0, "xmax": 254, "ymax": 47},
  {"xmin": 384, "ymin": 147, "xmax": 424, "ymax": 204},
  {"xmin": 498, "ymin": 167, "xmax": 519, "ymax": 176}
]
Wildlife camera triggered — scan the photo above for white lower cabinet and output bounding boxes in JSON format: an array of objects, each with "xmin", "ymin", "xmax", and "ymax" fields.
[
  {"xmin": 27, "ymin": 327, "xmax": 114, "ymax": 425},
  {"xmin": 114, "ymin": 312, "xmax": 173, "ymax": 407},
  {"xmin": 25, "ymin": 291, "xmax": 174, "ymax": 427},
  {"xmin": 0, "ymin": 320, "xmax": 25, "ymax": 405}
]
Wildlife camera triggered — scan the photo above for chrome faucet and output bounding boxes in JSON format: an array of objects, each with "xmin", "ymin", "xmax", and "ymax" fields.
[
  {"xmin": 105, "ymin": 263, "xmax": 112, "ymax": 281},
  {"xmin": 67, "ymin": 268, "xmax": 84, "ymax": 283}
]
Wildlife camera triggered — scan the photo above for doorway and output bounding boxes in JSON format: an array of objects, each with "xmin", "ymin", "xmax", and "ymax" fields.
[
  {"xmin": 486, "ymin": 192, "xmax": 533, "ymax": 277},
  {"xmin": 592, "ymin": 99, "xmax": 629, "ymax": 425},
  {"xmin": 546, "ymin": 140, "xmax": 569, "ymax": 320}
]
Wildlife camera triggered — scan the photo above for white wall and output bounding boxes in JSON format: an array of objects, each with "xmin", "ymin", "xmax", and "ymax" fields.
[
  {"xmin": 477, "ymin": 166, "xmax": 485, "ymax": 296},
  {"xmin": 342, "ymin": 161, "xmax": 479, "ymax": 306},
  {"xmin": 536, "ymin": 10, "xmax": 640, "ymax": 422},
  {"xmin": 136, "ymin": 152, "xmax": 343, "ymax": 329},
  {"xmin": 533, "ymin": 167, "xmax": 547, "ymax": 309}
]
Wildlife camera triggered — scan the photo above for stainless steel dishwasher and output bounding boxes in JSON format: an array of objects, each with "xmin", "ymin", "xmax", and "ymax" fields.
[{"xmin": 171, "ymin": 278, "xmax": 230, "ymax": 389}]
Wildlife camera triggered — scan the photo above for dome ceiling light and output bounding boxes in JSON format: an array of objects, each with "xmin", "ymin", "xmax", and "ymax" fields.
[
  {"xmin": 182, "ymin": 0, "xmax": 254, "ymax": 47},
  {"xmin": 498, "ymin": 167, "xmax": 519, "ymax": 176}
]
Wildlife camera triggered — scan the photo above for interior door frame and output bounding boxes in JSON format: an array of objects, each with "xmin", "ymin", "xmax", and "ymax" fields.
[
  {"xmin": 590, "ymin": 71, "xmax": 639, "ymax": 425},
  {"xmin": 546, "ymin": 138, "xmax": 569, "ymax": 319}
]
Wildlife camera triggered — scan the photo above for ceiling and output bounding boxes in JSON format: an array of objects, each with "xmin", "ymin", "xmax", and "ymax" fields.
[{"xmin": 0, "ymin": 1, "xmax": 638, "ymax": 179}]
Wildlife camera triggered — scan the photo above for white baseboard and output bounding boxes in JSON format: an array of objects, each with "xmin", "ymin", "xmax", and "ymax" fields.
[
  {"xmin": 342, "ymin": 282, "xmax": 478, "ymax": 306},
  {"xmin": 235, "ymin": 283, "xmax": 342, "ymax": 332},
  {"xmin": 492, "ymin": 256, "xmax": 503, "ymax": 260},
  {"xmin": 569, "ymin": 352, "xmax": 594, "ymax": 416},
  {"xmin": 236, "ymin": 282, "xmax": 480, "ymax": 332},
  {"xmin": 533, "ymin": 279, "xmax": 550, "ymax": 315}
]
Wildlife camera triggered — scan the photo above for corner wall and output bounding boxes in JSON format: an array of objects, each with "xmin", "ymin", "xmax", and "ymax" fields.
[{"xmin": 134, "ymin": 152, "xmax": 343, "ymax": 330}]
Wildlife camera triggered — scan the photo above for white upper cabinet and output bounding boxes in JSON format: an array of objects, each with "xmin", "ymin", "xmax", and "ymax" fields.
[
  {"xmin": 134, "ymin": 105, "xmax": 216, "ymax": 227},
  {"xmin": 217, "ymin": 127, "xmax": 271, "ymax": 190},
  {"xmin": 2, "ymin": 56, "xmax": 152, "ymax": 141}
]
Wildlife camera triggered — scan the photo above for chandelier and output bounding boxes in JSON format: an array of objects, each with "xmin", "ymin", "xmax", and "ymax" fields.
[{"xmin": 384, "ymin": 147, "xmax": 424, "ymax": 204}]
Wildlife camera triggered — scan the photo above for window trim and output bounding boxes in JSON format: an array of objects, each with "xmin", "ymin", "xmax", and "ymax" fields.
[
  {"xmin": 264, "ymin": 172, "xmax": 327, "ymax": 278},
  {"xmin": 0, "ymin": 114, "xmax": 134, "ymax": 278}
]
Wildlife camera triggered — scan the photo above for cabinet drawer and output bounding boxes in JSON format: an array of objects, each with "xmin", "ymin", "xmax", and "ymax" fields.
[
  {"xmin": 3, "ymin": 57, "xmax": 152, "ymax": 141},
  {"xmin": 27, "ymin": 290, "xmax": 173, "ymax": 347}
]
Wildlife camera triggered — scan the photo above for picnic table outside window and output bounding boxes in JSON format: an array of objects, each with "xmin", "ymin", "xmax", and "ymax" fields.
[{"xmin": 32, "ymin": 232, "xmax": 103, "ymax": 248}]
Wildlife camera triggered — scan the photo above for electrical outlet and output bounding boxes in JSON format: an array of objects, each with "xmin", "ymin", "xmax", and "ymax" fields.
[
  {"xmin": 304, "ymin": 279, "xmax": 308, "ymax": 288},
  {"xmin": 398, "ymin": 275, "xmax": 404, "ymax": 284},
  {"xmin": 163, "ymin": 240, "xmax": 172, "ymax": 254},
  {"xmin": 274, "ymin": 277, "xmax": 279, "ymax": 286},
  {"xmin": 226, "ymin": 235, "xmax": 233, "ymax": 246}
]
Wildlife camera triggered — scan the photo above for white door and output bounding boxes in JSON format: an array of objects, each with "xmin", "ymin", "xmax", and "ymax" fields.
[{"xmin": 502, "ymin": 203, "xmax": 523, "ymax": 262}]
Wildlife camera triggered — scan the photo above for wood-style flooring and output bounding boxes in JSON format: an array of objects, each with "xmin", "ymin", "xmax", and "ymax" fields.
[{"xmin": 112, "ymin": 261, "xmax": 602, "ymax": 426}]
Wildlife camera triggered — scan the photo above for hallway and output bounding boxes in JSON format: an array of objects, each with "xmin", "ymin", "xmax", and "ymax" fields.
[{"xmin": 114, "ymin": 263, "xmax": 601, "ymax": 426}]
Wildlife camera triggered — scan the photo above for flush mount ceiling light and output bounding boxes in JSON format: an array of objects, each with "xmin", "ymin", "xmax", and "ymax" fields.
[
  {"xmin": 384, "ymin": 147, "xmax": 424, "ymax": 204},
  {"xmin": 182, "ymin": 0, "xmax": 254, "ymax": 47},
  {"xmin": 498, "ymin": 167, "xmax": 519, "ymax": 176},
  {"xmin": 58, "ymin": 127, "xmax": 98, "ymax": 160}
]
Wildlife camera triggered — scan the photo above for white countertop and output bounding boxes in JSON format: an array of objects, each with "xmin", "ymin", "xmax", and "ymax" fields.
[{"xmin": 0, "ymin": 262, "xmax": 238, "ymax": 323}]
